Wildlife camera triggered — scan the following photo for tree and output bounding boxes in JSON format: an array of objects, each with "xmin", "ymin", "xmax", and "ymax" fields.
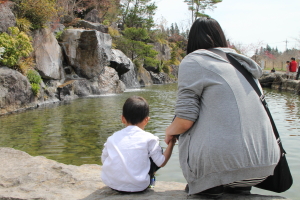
[
  {"xmin": 174, "ymin": 23, "xmax": 180, "ymax": 35},
  {"xmin": 170, "ymin": 23, "xmax": 175, "ymax": 35},
  {"xmin": 120, "ymin": 0, "xmax": 157, "ymax": 30},
  {"xmin": 116, "ymin": 27, "xmax": 158, "ymax": 66},
  {"xmin": 184, "ymin": 0, "xmax": 222, "ymax": 22}
]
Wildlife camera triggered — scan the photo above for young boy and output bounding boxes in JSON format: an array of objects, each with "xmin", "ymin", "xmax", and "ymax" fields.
[{"xmin": 101, "ymin": 96, "xmax": 176, "ymax": 192}]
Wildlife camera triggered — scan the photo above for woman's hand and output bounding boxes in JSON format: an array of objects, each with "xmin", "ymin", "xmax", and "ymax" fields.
[
  {"xmin": 165, "ymin": 134, "xmax": 175, "ymax": 145},
  {"xmin": 165, "ymin": 117, "xmax": 194, "ymax": 144}
]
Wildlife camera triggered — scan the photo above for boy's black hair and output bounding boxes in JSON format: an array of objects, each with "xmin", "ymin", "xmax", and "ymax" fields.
[
  {"xmin": 187, "ymin": 17, "xmax": 228, "ymax": 54},
  {"xmin": 291, "ymin": 57, "xmax": 295, "ymax": 61},
  {"xmin": 122, "ymin": 96, "xmax": 149, "ymax": 125}
]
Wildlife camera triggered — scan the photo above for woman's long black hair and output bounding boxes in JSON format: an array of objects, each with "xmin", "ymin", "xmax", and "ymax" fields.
[{"xmin": 187, "ymin": 17, "xmax": 228, "ymax": 54}]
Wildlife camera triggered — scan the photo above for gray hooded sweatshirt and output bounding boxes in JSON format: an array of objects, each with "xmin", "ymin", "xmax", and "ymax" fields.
[{"xmin": 176, "ymin": 48, "xmax": 280, "ymax": 195}]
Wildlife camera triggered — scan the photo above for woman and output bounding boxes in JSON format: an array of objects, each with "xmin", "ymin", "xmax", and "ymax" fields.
[{"xmin": 165, "ymin": 17, "xmax": 280, "ymax": 197}]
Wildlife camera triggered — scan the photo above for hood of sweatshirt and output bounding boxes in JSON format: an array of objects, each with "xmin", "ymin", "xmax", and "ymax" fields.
[{"xmin": 191, "ymin": 48, "xmax": 262, "ymax": 79}]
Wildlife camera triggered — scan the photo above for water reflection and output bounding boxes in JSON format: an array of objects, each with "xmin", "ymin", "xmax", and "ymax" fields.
[{"xmin": 0, "ymin": 85, "xmax": 299, "ymax": 199}]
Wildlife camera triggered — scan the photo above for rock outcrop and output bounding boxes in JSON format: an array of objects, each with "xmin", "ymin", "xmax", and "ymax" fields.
[
  {"xmin": 84, "ymin": 9, "xmax": 102, "ymax": 23},
  {"xmin": 152, "ymin": 42, "xmax": 171, "ymax": 61},
  {"xmin": 33, "ymin": 28, "xmax": 65, "ymax": 80},
  {"xmin": 60, "ymin": 29, "xmax": 112, "ymax": 80},
  {"xmin": 110, "ymin": 49, "xmax": 131, "ymax": 77},
  {"xmin": 56, "ymin": 67, "xmax": 125, "ymax": 100},
  {"xmin": 0, "ymin": 2, "xmax": 16, "ymax": 33},
  {"xmin": 137, "ymin": 66, "xmax": 153, "ymax": 87},
  {"xmin": 0, "ymin": 67, "xmax": 35, "ymax": 115},
  {"xmin": 77, "ymin": 20, "xmax": 108, "ymax": 33},
  {"xmin": 150, "ymin": 71, "xmax": 176, "ymax": 84},
  {"xmin": 259, "ymin": 71, "xmax": 300, "ymax": 94},
  {"xmin": 0, "ymin": 5, "xmax": 179, "ymax": 115},
  {"xmin": 98, "ymin": 66, "xmax": 126, "ymax": 94},
  {"xmin": 0, "ymin": 147, "xmax": 287, "ymax": 200}
]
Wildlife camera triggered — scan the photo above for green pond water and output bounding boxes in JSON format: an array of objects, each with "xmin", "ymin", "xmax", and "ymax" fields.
[{"xmin": 0, "ymin": 83, "xmax": 299, "ymax": 199}]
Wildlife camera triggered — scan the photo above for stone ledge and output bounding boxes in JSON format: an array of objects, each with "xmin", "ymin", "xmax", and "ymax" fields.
[{"xmin": 0, "ymin": 148, "xmax": 287, "ymax": 200}]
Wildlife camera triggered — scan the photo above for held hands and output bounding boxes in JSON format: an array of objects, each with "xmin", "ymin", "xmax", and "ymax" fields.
[
  {"xmin": 165, "ymin": 134, "xmax": 176, "ymax": 145},
  {"xmin": 165, "ymin": 117, "xmax": 194, "ymax": 144}
]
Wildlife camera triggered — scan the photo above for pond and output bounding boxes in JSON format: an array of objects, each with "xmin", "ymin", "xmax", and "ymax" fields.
[{"xmin": 0, "ymin": 84, "xmax": 299, "ymax": 199}]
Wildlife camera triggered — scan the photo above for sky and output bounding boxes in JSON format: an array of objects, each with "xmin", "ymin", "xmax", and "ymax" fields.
[{"xmin": 154, "ymin": 0, "xmax": 300, "ymax": 55}]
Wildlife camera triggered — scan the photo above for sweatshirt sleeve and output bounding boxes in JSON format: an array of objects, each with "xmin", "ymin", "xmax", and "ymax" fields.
[
  {"xmin": 148, "ymin": 136, "xmax": 165, "ymax": 167},
  {"xmin": 175, "ymin": 57, "xmax": 203, "ymax": 122}
]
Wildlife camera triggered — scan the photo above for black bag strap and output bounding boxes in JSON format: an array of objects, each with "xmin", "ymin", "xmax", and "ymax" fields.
[{"xmin": 208, "ymin": 48, "xmax": 285, "ymax": 154}]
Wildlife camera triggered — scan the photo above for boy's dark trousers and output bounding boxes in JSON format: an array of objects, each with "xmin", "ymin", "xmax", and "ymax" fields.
[
  {"xmin": 112, "ymin": 158, "xmax": 160, "ymax": 193},
  {"xmin": 149, "ymin": 157, "xmax": 160, "ymax": 178}
]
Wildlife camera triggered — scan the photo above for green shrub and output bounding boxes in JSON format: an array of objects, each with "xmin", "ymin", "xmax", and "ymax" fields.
[
  {"xmin": 30, "ymin": 83, "xmax": 40, "ymax": 96},
  {"xmin": 27, "ymin": 69, "xmax": 42, "ymax": 84},
  {"xmin": 18, "ymin": 0, "xmax": 57, "ymax": 30},
  {"xmin": 169, "ymin": 74, "xmax": 175, "ymax": 79},
  {"xmin": 162, "ymin": 65, "xmax": 170, "ymax": 74},
  {"xmin": 102, "ymin": 20, "xmax": 110, "ymax": 26},
  {"xmin": 16, "ymin": 18, "xmax": 32, "ymax": 34},
  {"xmin": 27, "ymin": 69, "xmax": 42, "ymax": 96},
  {"xmin": 0, "ymin": 27, "xmax": 33, "ymax": 67},
  {"xmin": 55, "ymin": 30, "xmax": 64, "ymax": 41}
]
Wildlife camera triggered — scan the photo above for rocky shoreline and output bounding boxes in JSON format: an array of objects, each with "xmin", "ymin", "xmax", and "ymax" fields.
[
  {"xmin": 259, "ymin": 71, "xmax": 300, "ymax": 94},
  {"xmin": 0, "ymin": 147, "xmax": 288, "ymax": 200},
  {"xmin": 0, "ymin": 3, "xmax": 178, "ymax": 116}
]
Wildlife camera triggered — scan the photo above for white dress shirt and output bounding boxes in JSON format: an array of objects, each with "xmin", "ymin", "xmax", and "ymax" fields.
[{"xmin": 101, "ymin": 125, "xmax": 165, "ymax": 192}]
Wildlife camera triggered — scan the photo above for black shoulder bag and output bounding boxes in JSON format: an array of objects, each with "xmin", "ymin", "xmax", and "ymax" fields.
[{"xmin": 208, "ymin": 49, "xmax": 293, "ymax": 193}]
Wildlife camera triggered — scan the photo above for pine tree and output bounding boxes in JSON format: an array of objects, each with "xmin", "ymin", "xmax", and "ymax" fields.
[
  {"xmin": 184, "ymin": 0, "xmax": 222, "ymax": 22},
  {"xmin": 121, "ymin": 0, "xmax": 157, "ymax": 30},
  {"xmin": 174, "ymin": 23, "xmax": 179, "ymax": 35},
  {"xmin": 170, "ymin": 23, "xmax": 175, "ymax": 35}
]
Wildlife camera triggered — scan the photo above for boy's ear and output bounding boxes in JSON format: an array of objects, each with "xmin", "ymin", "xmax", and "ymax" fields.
[
  {"xmin": 121, "ymin": 115, "xmax": 127, "ymax": 124},
  {"xmin": 144, "ymin": 116, "xmax": 150, "ymax": 123}
]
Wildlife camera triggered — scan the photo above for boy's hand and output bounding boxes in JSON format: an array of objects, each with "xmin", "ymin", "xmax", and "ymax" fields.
[{"xmin": 170, "ymin": 137, "xmax": 177, "ymax": 146}]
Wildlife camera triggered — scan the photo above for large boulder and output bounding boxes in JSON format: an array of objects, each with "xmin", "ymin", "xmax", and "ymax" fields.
[
  {"xmin": 149, "ymin": 71, "xmax": 174, "ymax": 84},
  {"xmin": 0, "ymin": 147, "xmax": 287, "ymax": 200},
  {"xmin": 151, "ymin": 42, "xmax": 171, "ymax": 61},
  {"xmin": 57, "ymin": 67, "xmax": 125, "ymax": 100},
  {"xmin": 110, "ymin": 49, "xmax": 131, "ymax": 77},
  {"xmin": 77, "ymin": 20, "xmax": 108, "ymax": 33},
  {"xmin": 119, "ymin": 61, "xmax": 140, "ymax": 89},
  {"xmin": 281, "ymin": 79, "xmax": 300, "ymax": 92},
  {"xmin": 271, "ymin": 75, "xmax": 284, "ymax": 90},
  {"xmin": 84, "ymin": 9, "xmax": 101, "ymax": 23},
  {"xmin": 137, "ymin": 66, "xmax": 153, "ymax": 87},
  {"xmin": 110, "ymin": 49, "xmax": 140, "ymax": 89},
  {"xmin": 98, "ymin": 66, "xmax": 126, "ymax": 94},
  {"xmin": 0, "ymin": 2, "xmax": 16, "ymax": 33},
  {"xmin": 50, "ymin": 22, "xmax": 65, "ymax": 35},
  {"xmin": 259, "ymin": 72, "xmax": 277, "ymax": 87},
  {"xmin": 57, "ymin": 79, "xmax": 95, "ymax": 101},
  {"xmin": 0, "ymin": 67, "xmax": 35, "ymax": 115},
  {"xmin": 33, "ymin": 28, "xmax": 65, "ymax": 80},
  {"xmin": 60, "ymin": 29, "xmax": 112, "ymax": 79}
]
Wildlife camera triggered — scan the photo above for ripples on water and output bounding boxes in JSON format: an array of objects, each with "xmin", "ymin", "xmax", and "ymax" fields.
[{"xmin": 0, "ymin": 85, "xmax": 299, "ymax": 199}]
